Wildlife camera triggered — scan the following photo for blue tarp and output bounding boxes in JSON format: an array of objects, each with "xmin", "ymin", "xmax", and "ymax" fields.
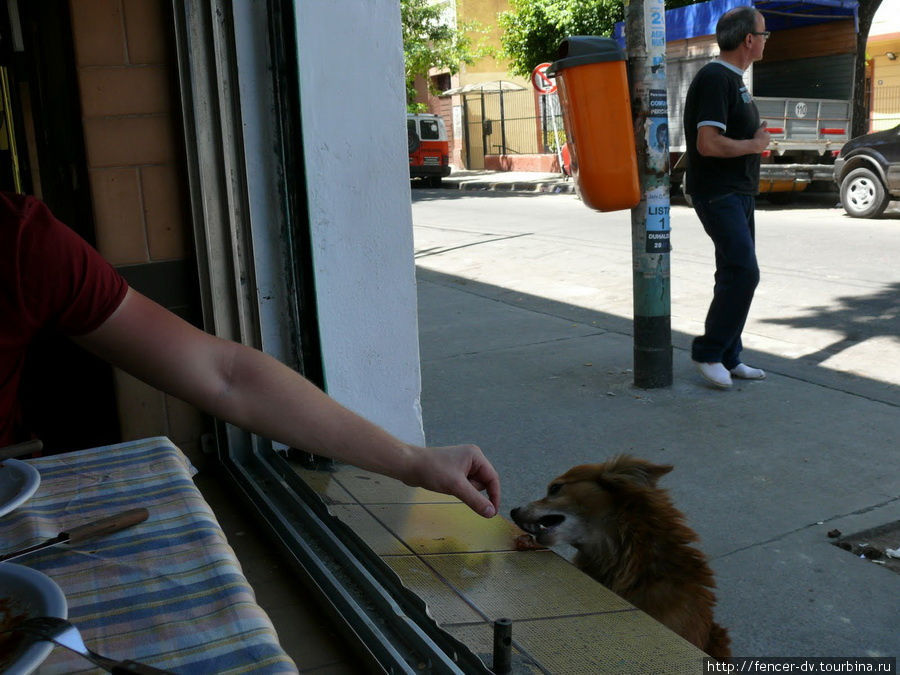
[{"xmin": 613, "ymin": 0, "xmax": 858, "ymax": 44}]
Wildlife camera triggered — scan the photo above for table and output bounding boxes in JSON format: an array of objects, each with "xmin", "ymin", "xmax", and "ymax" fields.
[{"xmin": 0, "ymin": 436, "xmax": 297, "ymax": 674}]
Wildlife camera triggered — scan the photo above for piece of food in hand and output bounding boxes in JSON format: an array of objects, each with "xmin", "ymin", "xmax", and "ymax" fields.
[{"xmin": 514, "ymin": 533, "xmax": 547, "ymax": 551}]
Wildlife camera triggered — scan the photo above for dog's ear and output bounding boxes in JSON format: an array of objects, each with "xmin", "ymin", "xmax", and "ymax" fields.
[
  {"xmin": 641, "ymin": 462, "xmax": 674, "ymax": 486},
  {"xmin": 606, "ymin": 457, "xmax": 673, "ymax": 487}
]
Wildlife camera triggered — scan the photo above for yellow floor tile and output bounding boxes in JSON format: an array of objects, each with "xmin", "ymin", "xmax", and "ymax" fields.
[
  {"xmin": 364, "ymin": 503, "xmax": 519, "ymax": 554},
  {"xmin": 330, "ymin": 465, "xmax": 457, "ymax": 505},
  {"xmin": 289, "ymin": 464, "xmax": 356, "ymax": 504},
  {"xmin": 327, "ymin": 504, "xmax": 410, "ymax": 555},
  {"xmin": 382, "ymin": 556, "xmax": 485, "ymax": 625},
  {"xmin": 509, "ymin": 613, "xmax": 705, "ymax": 674},
  {"xmin": 423, "ymin": 550, "xmax": 633, "ymax": 620}
]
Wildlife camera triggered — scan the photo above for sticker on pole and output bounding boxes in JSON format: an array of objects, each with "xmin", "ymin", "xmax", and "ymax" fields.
[
  {"xmin": 645, "ymin": 186, "xmax": 671, "ymax": 253},
  {"xmin": 531, "ymin": 63, "xmax": 557, "ymax": 95}
]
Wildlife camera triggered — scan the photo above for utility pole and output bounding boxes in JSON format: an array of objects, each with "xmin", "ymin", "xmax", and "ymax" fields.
[{"xmin": 624, "ymin": 0, "xmax": 672, "ymax": 388}]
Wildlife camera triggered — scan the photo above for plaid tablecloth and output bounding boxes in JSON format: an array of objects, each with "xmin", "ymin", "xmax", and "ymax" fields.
[{"xmin": 0, "ymin": 436, "xmax": 297, "ymax": 674}]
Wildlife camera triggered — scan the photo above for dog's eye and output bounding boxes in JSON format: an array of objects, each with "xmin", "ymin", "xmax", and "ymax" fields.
[{"xmin": 547, "ymin": 483, "xmax": 562, "ymax": 496}]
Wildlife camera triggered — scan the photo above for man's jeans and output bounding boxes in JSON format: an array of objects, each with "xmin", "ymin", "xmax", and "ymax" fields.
[{"xmin": 690, "ymin": 192, "xmax": 760, "ymax": 370}]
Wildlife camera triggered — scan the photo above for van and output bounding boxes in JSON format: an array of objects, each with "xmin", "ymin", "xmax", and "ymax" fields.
[{"xmin": 407, "ymin": 113, "xmax": 451, "ymax": 187}]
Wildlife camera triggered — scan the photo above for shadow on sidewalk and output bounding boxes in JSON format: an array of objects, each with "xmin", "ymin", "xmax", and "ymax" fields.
[
  {"xmin": 416, "ymin": 267, "xmax": 900, "ymax": 408},
  {"xmin": 760, "ymin": 281, "xmax": 900, "ymax": 366}
]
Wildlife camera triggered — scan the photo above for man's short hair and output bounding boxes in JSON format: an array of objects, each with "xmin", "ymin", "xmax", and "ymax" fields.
[{"xmin": 716, "ymin": 6, "xmax": 761, "ymax": 51}]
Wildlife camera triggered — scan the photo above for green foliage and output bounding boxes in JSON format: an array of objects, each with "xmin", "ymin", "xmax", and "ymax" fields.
[
  {"xmin": 499, "ymin": 0, "xmax": 700, "ymax": 78},
  {"xmin": 401, "ymin": 0, "xmax": 492, "ymax": 109},
  {"xmin": 499, "ymin": 0, "xmax": 624, "ymax": 78}
]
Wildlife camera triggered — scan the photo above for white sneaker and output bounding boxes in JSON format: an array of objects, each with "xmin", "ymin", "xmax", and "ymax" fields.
[
  {"xmin": 693, "ymin": 361, "xmax": 732, "ymax": 389},
  {"xmin": 730, "ymin": 363, "xmax": 766, "ymax": 380}
]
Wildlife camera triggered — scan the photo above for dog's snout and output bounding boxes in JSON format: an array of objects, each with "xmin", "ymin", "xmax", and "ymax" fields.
[{"xmin": 510, "ymin": 507, "xmax": 521, "ymax": 521}]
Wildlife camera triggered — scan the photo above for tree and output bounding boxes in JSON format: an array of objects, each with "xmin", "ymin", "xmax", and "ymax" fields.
[
  {"xmin": 851, "ymin": 0, "xmax": 883, "ymax": 138},
  {"xmin": 499, "ymin": 0, "xmax": 695, "ymax": 78},
  {"xmin": 401, "ymin": 0, "xmax": 491, "ymax": 110}
]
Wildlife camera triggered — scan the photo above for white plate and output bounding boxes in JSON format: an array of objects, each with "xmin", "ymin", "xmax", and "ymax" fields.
[
  {"xmin": 0, "ymin": 562, "xmax": 67, "ymax": 674},
  {"xmin": 0, "ymin": 460, "xmax": 40, "ymax": 518}
]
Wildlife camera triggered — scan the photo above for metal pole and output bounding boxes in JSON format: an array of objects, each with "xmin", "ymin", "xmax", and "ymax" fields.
[
  {"xmin": 492, "ymin": 618, "xmax": 512, "ymax": 673},
  {"xmin": 480, "ymin": 92, "xmax": 487, "ymax": 166},
  {"xmin": 499, "ymin": 84, "xmax": 507, "ymax": 155},
  {"xmin": 540, "ymin": 94, "xmax": 547, "ymax": 150},
  {"xmin": 549, "ymin": 94, "xmax": 563, "ymax": 174},
  {"xmin": 625, "ymin": 0, "xmax": 672, "ymax": 388},
  {"xmin": 463, "ymin": 96, "xmax": 471, "ymax": 168}
]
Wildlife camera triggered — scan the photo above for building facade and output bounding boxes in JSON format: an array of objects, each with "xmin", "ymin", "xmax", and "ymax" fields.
[{"xmin": 867, "ymin": 0, "xmax": 900, "ymax": 131}]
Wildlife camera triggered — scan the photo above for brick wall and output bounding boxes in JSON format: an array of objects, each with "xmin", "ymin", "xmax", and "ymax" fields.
[{"xmin": 68, "ymin": 0, "xmax": 206, "ymax": 459}]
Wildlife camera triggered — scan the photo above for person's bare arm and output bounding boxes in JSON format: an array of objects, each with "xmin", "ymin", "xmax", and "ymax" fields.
[
  {"xmin": 74, "ymin": 289, "xmax": 500, "ymax": 517},
  {"xmin": 697, "ymin": 122, "xmax": 769, "ymax": 158}
]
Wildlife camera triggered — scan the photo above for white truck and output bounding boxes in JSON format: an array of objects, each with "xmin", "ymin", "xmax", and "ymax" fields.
[{"xmin": 617, "ymin": 0, "xmax": 860, "ymax": 202}]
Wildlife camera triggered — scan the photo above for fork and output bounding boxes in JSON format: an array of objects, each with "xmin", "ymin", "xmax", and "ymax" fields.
[{"xmin": 6, "ymin": 616, "xmax": 175, "ymax": 674}]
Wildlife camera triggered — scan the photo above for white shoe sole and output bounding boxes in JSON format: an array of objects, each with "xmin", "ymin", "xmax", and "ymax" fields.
[
  {"xmin": 730, "ymin": 365, "xmax": 766, "ymax": 380},
  {"xmin": 693, "ymin": 362, "xmax": 732, "ymax": 389},
  {"xmin": 700, "ymin": 373, "xmax": 732, "ymax": 389}
]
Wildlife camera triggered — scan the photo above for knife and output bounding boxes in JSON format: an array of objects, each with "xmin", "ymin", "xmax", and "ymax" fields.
[
  {"xmin": 0, "ymin": 439, "xmax": 43, "ymax": 462},
  {"xmin": 0, "ymin": 508, "xmax": 150, "ymax": 563}
]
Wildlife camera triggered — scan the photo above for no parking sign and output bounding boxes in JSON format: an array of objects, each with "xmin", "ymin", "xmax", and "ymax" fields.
[{"xmin": 531, "ymin": 62, "xmax": 557, "ymax": 94}]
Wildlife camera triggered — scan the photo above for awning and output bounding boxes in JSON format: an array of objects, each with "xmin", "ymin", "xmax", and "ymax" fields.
[
  {"xmin": 613, "ymin": 0, "xmax": 858, "ymax": 44},
  {"xmin": 441, "ymin": 80, "xmax": 526, "ymax": 96}
]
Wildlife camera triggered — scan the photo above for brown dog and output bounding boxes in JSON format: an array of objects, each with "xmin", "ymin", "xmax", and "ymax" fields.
[{"xmin": 510, "ymin": 456, "xmax": 731, "ymax": 660}]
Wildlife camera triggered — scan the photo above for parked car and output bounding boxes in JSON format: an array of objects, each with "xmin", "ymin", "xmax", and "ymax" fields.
[
  {"xmin": 407, "ymin": 113, "xmax": 451, "ymax": 187},
  {"xmin": 833, "ymin": 124, "xmax": 900, "ymax": 218}
]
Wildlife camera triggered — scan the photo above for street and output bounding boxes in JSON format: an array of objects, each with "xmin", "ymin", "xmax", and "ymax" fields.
[
  {"xmin": 412, "ymin": 189, "xmax": 900, "ymax": 389},
  {"xmin": 411, "ymin": 187, "xmax": 900, "ymax": 658}
]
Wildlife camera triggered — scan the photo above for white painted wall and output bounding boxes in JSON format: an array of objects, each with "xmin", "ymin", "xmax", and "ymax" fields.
[{"xmin": 293, "ymin": 1, "xmax": 425, "ymax": 444}]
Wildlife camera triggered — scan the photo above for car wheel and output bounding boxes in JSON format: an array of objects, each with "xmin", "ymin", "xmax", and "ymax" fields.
[{"xmin": 840, "ymin": 167, "xmax": 889, "ymax": 218}]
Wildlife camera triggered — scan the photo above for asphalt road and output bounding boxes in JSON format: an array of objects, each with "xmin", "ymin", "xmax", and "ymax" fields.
[{"xmin": 412, "ymin": 189, "xmax": 900, "ymax": 389}]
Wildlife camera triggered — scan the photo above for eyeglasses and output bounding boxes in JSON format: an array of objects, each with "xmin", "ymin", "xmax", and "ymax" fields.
[{"xmin": 751, "ymin": 31, "xmax": 771, "ymax": 39}]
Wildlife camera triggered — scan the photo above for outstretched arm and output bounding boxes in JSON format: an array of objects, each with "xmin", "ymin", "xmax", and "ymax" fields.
[{"xmin": 74, "ymin": 288, "xmax": 500, "ymax": 517}]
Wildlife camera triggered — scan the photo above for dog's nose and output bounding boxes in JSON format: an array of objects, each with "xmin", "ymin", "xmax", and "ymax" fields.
[{"xmin": 510, "ymin": 507, "xmax": 520, "ymax": 520}]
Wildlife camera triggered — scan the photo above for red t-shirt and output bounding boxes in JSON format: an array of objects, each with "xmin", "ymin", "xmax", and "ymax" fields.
[{"xmin": 0, "ymin": 193, "xmax": 128, "ymax": 446}]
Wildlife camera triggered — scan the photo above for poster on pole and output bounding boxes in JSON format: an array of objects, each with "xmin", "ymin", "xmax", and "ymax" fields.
[{"xmin": 645, "ymin": 185, "xmax": 670, "ymax": 253}]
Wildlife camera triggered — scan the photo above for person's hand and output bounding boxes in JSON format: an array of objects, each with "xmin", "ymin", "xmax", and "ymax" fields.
[
  {"xmin": 404, "ymin": 444, "xmax": 501, "ymax": 518},
  {"xmin": 754, "ymin": 121, "xmax": 770, "ymax": 153}
]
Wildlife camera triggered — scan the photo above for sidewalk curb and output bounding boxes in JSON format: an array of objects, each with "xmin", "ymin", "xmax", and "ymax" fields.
[{"xmin": 443, "ymin": 179, "xmax": 576, "ymax": 194}]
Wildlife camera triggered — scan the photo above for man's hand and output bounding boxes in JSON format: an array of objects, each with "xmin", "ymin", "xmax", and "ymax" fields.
[
  {"xmin": 753, "ymin": 121, "xmax": 770, "ymax": 153},
  {"xmin": 404, "ymin": 444, "xmax": 501, "ymax": 518}
]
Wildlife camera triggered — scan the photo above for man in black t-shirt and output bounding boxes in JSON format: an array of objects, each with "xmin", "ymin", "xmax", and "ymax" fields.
[{"xmin": 683, "ymin": 6, "xmax": 771, "ymax": 389}]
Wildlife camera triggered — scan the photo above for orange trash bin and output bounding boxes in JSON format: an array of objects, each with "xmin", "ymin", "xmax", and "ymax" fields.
[{"xmin": 549, "ymin": 37, "xmax": 640, "ymax": 212}]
